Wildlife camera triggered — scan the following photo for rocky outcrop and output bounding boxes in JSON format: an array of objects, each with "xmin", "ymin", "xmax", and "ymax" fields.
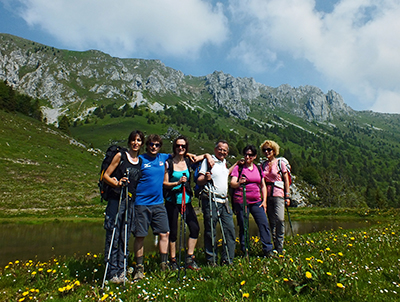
[{"xmin": 0, "ymin": 33, "xmax": 354, "ymax": 123}]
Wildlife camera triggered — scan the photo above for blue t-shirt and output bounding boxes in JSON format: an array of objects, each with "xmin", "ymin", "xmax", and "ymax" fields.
[{"xmin": 136, "ymin": 153, "xmax": 171, "ymax": 206}]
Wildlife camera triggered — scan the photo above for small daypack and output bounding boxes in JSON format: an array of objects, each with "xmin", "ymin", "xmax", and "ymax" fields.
[
  {"xmin": 98, "ymin": 145, "xmax": 127, "ymax": 202},
  {"xmin": 164, "ymin": 157, "xmax": 194, "ymax": 202}
]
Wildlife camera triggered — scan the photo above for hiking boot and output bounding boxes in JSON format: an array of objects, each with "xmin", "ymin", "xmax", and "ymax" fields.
[
  {"xmin": 109, "ymin": 275, "xmax": 121, "ymax": 284},
  {"xmin": 169, "ymin": 261, "xmax": 178, "ymax": 271},
  {"xmin": 264, "ymin": 250, "xmax": 277, "ymax": 258},
  {"xmin": 133, "ymin": 264, "xmax": 144, "ymax": 281},
  {"xmin": 186, "ymin": 255, "xmax": 201, "ymax": 271},
  {"xmin": 160, "ymin": 261, "xmax": 169, "ymax": 272},
  {"xmin": 119, "ymin": 272, "xmax": 129, "ymax": 283}
]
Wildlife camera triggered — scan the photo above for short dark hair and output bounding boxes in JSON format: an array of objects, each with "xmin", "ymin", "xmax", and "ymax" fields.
[
  {"xmin": 243, "ymin": 144, "xmax": 257, "ymax": 156},
  {"xmin": 145, "ymin": 134, "xmax": 163, "ymax": 147},
  {"xmin": 172, "ymin": 135, "xmax": 189, "ymax": 156}
]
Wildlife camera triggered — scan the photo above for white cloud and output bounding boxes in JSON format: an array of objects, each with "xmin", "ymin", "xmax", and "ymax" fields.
[
  {"xmin": 15, "ymin": 0, "xmax": 228, "ymax": 58},
  {"xmin": 228, "ymin": 0, "xmax": 400, "ymax": 113}
]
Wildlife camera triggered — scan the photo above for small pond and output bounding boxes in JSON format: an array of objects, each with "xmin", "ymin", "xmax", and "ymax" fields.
[{"xmin": 0, "ymin": 218, "xmax": 375, "ymax": 267}]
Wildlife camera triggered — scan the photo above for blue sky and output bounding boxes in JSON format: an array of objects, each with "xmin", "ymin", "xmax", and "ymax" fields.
[{"xmin": 1, "ymin": 0, "xmax": 400, "ymax": 114}]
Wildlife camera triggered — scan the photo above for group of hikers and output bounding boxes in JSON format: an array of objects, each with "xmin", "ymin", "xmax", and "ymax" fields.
[{"xmin": 101, "ymin": 130, "xmax": 291, "ymax": 285}]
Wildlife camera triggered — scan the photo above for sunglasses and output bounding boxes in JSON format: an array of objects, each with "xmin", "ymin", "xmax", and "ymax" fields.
[
  {"xmin": 149, "ymin": 142, "xmax": 161, "ymax": 148},
  {"xmin": 262, "ymin": 148, "xmax": 273, "ymax": 153},
  {"xmin": 176, "ymin": 144, "xmax": 187, "ymax": 149}
]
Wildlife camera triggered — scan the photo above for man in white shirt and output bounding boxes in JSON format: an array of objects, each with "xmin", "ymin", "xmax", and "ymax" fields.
[{"xmin": 197, "ymin": 140, "xmax": 236, "ymax": 265}]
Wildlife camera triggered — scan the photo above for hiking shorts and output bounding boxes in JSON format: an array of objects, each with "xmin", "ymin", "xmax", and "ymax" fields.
[{"xmin": 133, "ymin": 204, "xmax": 169, "ymax": 237}]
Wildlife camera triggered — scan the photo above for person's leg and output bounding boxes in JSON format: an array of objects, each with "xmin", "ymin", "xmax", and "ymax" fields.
[
  {"xmin": 267, "ymin": 197, "xmax": 277, "ymax": 250},
  {"xmin": 233, "ymin": 202, "xmax": 245, "ymax": 254},
  {"xmin": 249, "ymin": 202, "xmax": 273, "ymax": 255},
  {"xmin": 165, "ymin": 201, "xmax": 179, "ymax": 260},
  {"xmin": 104, "ymin": 198, "xmax": 122, "ymax": 280},
  {"xmin": 150, "ymin": 204, "xmax": 170, "ymax": 270},
  {"xmin": 219, "ymin": 202, "xmax": 236, "ymax": 264},
  {"xmin": 201, "ymin": 194, "xmax": 218, "ymax": 264},
  {"xmin": 132, "ymin": 205, "xmax": 150, "ymax": 280},
  {"xmin": 274, "ymin": 197, "xmax": 286, "ymax": 253},
  {"xmin": 185, "ymin": 203, "xmax": 200, "ymax": 256}
]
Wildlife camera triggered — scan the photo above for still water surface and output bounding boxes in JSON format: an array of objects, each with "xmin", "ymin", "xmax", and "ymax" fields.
[{"xmin": 0, "ymin": 219, "xmax": 375, "ymax": 266}]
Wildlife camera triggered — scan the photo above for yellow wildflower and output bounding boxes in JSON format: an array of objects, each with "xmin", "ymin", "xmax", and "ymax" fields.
[
  {"xmin": 242, "ymin": 293, "xmax": 249, "ymax": 298},
  {"xmin": 337, "ymin": 283, "xmax": 344, "ymax": 288},
  {"xmin": 22, "ymin": 291, "xmax": 29, "ymax": 296},
  {"xmin": 283, "ymin": 278, "xmax": 289, "ymax": 282},
  {"xmin": 326, "ymin": 272, "xmax": 332, "ymax": 276},
  {"xmin": 305, "ymin": 271, "xmax": 312, "ymax": 279},
  {"xmin": 101, "ymin": 294, "xmax": 109, "ymax": 301},
  {"xmin": 338, "ymin": 252, "xmax": 343, "ymax": 256},
  {"xmin": 240, "ymin": 280, "xmax": 246, "ymax": 286}
]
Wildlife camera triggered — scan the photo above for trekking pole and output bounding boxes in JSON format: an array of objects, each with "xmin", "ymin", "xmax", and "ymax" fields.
[
  {"xmin": 241, "ymin": 181, "xmax": 249, "ymax": 260},
  {"xmin": 286, "ymin": 204, "xmax": 294, "ymax": 236},
  {"xmin": 122, "ymin": 169, "xmax": 129, "ymax": 288},
  {"xmin": 178, "ymin": 175, "xmax": 187, "ymax": 282},
  {"xmin": 101, "ymin": 187, "xmax": 124, "ymax": 293},
  {"xmin": 207, "ymin": 182, "xmax": 216, "ymax": 266},
  {"xmin": 182, "ymin": 173, "xmax": 187, "ymax": 277},
  {"xmin": 213, "ymin": 191, "xmax": 231, "ymax": 264}
]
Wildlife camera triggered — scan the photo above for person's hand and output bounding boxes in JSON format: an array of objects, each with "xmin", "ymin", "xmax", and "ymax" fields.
[
  {"xmin": 285, "ymin": 198, "xmax": 290, "ymax": 207},
  {"xmin": 205, "ymin": 171, "xmax": 212, "ymax": 181},
  {"xmin": 260, "ymin": 201, "xmax": 267, "ymax": 212},
  {"xmin": 239, "ymin": 176, "xmax": 247, "ymax": 185},
  {"xmin": 179, "ymin": 175, "xmax": 187, "ymax": 184}
]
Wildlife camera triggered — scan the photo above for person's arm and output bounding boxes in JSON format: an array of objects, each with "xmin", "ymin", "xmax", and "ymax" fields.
[
  {"xmin": 188, "ymin": 153, "xmax": 215, "ymax": 168},
  {"xmin": 260, "ymin": 178, "xmax": 268, "ymax": 211},
  {"xmin": 103, "ymin": 152, "xmax": 127, "ymax": 187},
  {"xmin": 229, "ymin": 159, "xmax": 245, "ymax": 175},
  {"xmin": 197, "ymin": 172, "xmax": 212, "ymax": 186},
  {"xmin": 283, "ymin": 172, "xmax": 290, "ymax": 206}
]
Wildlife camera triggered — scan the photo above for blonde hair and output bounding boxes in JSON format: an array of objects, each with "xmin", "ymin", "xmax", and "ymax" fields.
[{"xmin": 260, "ymin": 140, "xmax": 280, "ymax": 156}]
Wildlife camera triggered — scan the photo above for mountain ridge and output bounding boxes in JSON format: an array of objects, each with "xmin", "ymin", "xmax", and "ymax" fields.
[{"xmin": 1, "ymin": 32, "xmax": 355, "ymax": 124}]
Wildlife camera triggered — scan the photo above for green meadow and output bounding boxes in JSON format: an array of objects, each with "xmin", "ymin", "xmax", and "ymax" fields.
[{"xmin": 1, "ymin": 214, "xmax": 399, "ymax": 301}]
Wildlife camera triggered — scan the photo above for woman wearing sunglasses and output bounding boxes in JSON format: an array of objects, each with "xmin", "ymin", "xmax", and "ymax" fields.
[
  {"xmin": 230, "ymin": 145, "xmax": 273, "ymax": 257},
  {"xmin": 260, "ymin": 140, "xmax": 290, "ymax": 254},
  {"xmin": 163, "ymin": 135, "xmax": 204, "ymax": 271}
]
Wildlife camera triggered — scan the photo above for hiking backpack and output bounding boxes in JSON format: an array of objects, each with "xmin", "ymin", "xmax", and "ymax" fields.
[
  {"xmin": 98, "ymin": 145, "xmax": 127, "ymax": 202},
  {"xmin": 191, "ymin": 160, "xmax": 204, "ymax": 198}
]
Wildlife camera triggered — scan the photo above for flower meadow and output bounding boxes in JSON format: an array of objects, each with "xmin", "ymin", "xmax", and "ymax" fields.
[{"xmin": 1, "ymin": 222, "xmax": 399, "ymax": 302}]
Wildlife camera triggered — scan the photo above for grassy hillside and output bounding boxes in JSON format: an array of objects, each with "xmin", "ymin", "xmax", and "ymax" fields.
[{"xmin": 0, "ymin": 110, "xmax": 101, "ymax": 217}]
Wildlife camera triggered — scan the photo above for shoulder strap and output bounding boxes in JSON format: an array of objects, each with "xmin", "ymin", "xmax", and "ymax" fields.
[
  {"xmin": 256, "ymin": 164, "xmax": 262, "ymax": 179},
  {"xmin": 166, "ymin": 157, "xmax": 174, "ymax": 179},
  {"xmin": 237, "ymin": 164, "xmax": 244, "ymax": 179},
  {"xmin": 184, "ymin": 157, "xmax": 192, "ymax": 173},
  {"xmin": 277, "ymin": 158, "xmax": 282, "ymax": 177}
]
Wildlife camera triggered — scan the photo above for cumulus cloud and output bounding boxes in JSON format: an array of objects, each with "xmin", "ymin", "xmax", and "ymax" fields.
[
  {"xmin": 228, "ymin": 0, "xmax": 400, "ymax": 113},
  {"xmin": 14, "ymin": 0, "xmax": 228, "ymax": 58}
]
